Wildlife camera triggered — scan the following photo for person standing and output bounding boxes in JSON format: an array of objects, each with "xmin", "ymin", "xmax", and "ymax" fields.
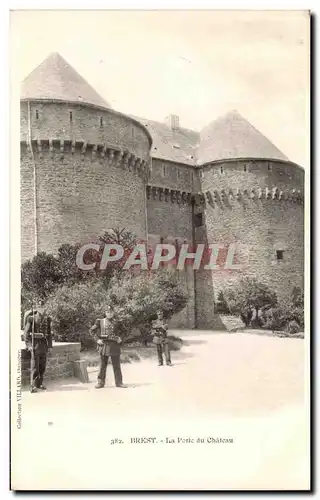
[
  {"xmin": 24, "ymin": 300, "xmax": 52, "ymax": 393},
  {"xmin": 90, "ymin": 306, "xmax": 126, "ymax": 389},
  {"xmin": 152, "ymin": 311, "xmax": 172, "ymax": 366}
]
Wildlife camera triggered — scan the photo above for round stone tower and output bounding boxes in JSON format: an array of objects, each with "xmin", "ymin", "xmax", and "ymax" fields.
[
  {"xmin": 195, "ymin": 111, "xmax": 304, "ymax": 328},
  {"xmin": 20, "ymin": 53, "xmax": 152, "ymax": 261}
]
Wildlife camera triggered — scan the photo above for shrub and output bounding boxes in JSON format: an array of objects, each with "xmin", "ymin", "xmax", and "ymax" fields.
[
  {"xmin": 45, "ymin": 281, "xmax": 107, "ymax": 347},
  {"xmin": 21, "ymin": 252, "xmax": 61, "ymax": 304},
  {"xmin": 106, "ymin": 269, "xmax": 188, "ymax": 339},
  {"xmin": 215, "ymin": 291, "xmax": 230, "ymax": 314},
  {"xmin": 21, "ymin": 228, "xmax": 140, "ymax": 319},
  {"xmin": 262, "ymin": 306, "xmax": 287, "ymax": 331},
  {"xmin": 224, "ymin": 278, "xmax": 277, "ymax": 326},
  {"xmin": 260, "ymin": 287, "xmax": 304, "ymax": 332},
  {"xmin": 286, "ymin": 320, "xmax": 300, "ymax": 334}
]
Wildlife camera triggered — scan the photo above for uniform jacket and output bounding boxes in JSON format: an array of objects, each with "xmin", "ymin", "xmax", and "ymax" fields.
[
  {"xmin": 152, "ymin": 319, "xmax": 169, "ymax": 345},
  {"xmin": 24, "ymin": 311, "xmax": 53, "ymax": 354},
  {"xmin": 90, "ymin": 317, "xmax": 122, "ymax": 356}
]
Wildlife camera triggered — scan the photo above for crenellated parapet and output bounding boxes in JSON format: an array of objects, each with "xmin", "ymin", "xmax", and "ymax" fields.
[
  {"xmin": 203, "ymin": 186, "xmax": 304, "ymax": 206},
  {"xmin": 146, "ymin": 184, "xmax": 304, "ymax": 208},
  {"xmin": 146, "ymin": 185, "xmax": 195, "ymax": 205},
  {"xmin": 20, "ymin": 139, "xmax": 150, "ymax": 180}
]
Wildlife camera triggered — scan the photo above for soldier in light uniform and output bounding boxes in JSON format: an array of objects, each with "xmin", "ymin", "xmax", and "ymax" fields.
[
  {"xmin": 90, "ymin": 306, "xmax": 126, "ymax": 389},
  {"xmin": 24, "ymin": 301, "xmax": 52, "ymax": 393},
  {"xmin": 152, "ymin": 310, "xmax": 172, "ymax": 366}
]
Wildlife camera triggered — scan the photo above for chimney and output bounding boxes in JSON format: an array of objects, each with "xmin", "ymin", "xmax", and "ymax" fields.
[{"xmin": 165, "ymin": 114, "xmax": 180, "ymax": 131}]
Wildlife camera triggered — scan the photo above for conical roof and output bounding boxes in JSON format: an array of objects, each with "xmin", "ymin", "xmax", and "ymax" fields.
[
  {"xmin": 21, "ymin": 52, "xmax": 111, "ymax": 109},
  {"xmin": 198, "ymin": 110, "xmax": 287, "ymax": 164}
]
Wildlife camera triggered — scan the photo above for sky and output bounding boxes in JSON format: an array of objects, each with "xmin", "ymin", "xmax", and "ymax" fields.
[{"xmin": 10, "ymin": 10, "xmax": 309, "ymax": 167}]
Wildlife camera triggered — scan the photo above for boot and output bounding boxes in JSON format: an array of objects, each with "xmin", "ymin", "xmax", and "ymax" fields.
[{"xmin": 95, "ymin": 382, "xmax": 105, "ymax": 389}]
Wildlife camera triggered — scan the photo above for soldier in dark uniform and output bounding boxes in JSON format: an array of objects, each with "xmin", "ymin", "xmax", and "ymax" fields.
[
  {"xmin": 152, "ymin": 310, "xmax": 172, "ymax": 366},
  {"xmin": 24, "ymin": 301, "xmax": 52, "ymax": 393},
  {"xmin": 90, "ymin": 306, "xmax": 126, "ymax": 389}
]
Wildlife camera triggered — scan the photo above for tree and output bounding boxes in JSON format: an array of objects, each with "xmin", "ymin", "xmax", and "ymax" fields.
[{"xmin": 224, "ymin": 278, "xmax": 277, "ymax": 326}]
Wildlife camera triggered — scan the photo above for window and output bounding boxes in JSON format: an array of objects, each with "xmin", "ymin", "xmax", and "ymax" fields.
[
  {"xmin": 35, "ymin": 110, "xmax": 39, "ymax": 120},
  {"xmin": 69, "ymin": 111, "xmax": 73, "ymax": 122},
  {"xmin": 220, "ymin": 165, "xmax": 224, "ymax": 173},
  {"xmin": 100, "ymin": 117, "xmax": 104, "ymax": 127},
  {"xmin": 162, "ymin": 164, "xmax": 167, "ymax": 176},
  {"xmin": 268, "ymin": 163, "xmax": 272, "ymax": 171},
  {"xmin": 194, "ymin": 213, "xmax": 203, "ymax": 228},
  {"xmin": 276, "ymin": 250, "xmax": 284, "ymax": 261},
  {"xmin": 243, "ymin": 165, "xmax": 247, "ymax": 172}
]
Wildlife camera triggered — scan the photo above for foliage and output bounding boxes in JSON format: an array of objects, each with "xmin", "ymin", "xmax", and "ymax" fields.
[
  {"xmin": 45, "ymin": 281, "xmax": 107, "ymax": 346},
  {"xmin": 106, "ymin": 269, "xmax": 188, "ymax": 339},
  {"xmin": 224, "ymin": 278, "xmax": 277, "ymax": 326},
  {"xmin": 21, "ymin": 228, "xmax": 139, "ymax": 311},
  {"xmin": 286, "ymin": 320, "xmax": 300, "ymax": 334},
  {"xmin": 261, "ymin": 287, "xmax": 304, "ymax": 332},
  {"xmin": 21, "ymin": 252, "xmax": 61, "ymax": 304},
  {"xmin": 215, "ymin": 290, "xmax": 230, "ymax": 314}
]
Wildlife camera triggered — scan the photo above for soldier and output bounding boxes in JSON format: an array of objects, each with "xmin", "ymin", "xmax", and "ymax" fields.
[
  {"xmin": 24, "ymin": 300, "xmax": 52, "ymax": 393},
  {"xmin": 90, "ymin": 305, "xmax": 126, "ymax": 389},
  {"xmin": 152, "ymin": 310, "xmax": 172, "ymax": 366}
]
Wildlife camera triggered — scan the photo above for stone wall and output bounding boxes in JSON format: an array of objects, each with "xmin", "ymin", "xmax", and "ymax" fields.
[
  {"xmin": 195, "ymin": 159, "xmax": 304, "ymax": 328},
  {"xmin": 149, "ymin": 158, "xmax": 194, "ymax": 192},
  {"xmin": 20, "ymin": 143, "xmax": 149, "ymax": 261},
  {"xmin": 19, "ymin": 342, "xmax": 81, "ymax": 386},
  {"xmin": 20, "ymin": 101, "xmax": 152, "ymax": 160}
]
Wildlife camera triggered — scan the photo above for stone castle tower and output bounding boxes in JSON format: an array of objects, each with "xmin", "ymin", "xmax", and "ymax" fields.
[{"xmin": 20, "ymin": 53, "xmax": 304, "ymax": 329}]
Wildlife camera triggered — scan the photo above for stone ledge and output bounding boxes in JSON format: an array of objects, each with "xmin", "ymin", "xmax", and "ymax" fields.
[{"xmin": 19, "ymin": 341, "xmax": 82, "ymax": 385}]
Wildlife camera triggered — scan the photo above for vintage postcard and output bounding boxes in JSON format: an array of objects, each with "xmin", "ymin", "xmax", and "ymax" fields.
[{"xmin": 10, "ymin": 9, "xmax": 310, "ymax": 491}]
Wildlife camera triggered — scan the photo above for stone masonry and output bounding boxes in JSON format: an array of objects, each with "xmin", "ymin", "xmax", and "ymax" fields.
[
  {"xmin": 19, "ymin": 341, "xmax": 81, "ymax": 386},
  {"xmin": 20, "ymin": 53, "xmax": 305, "ymax": 330}
]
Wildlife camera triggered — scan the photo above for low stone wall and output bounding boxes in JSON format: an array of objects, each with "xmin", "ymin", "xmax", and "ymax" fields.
[{"xmin": 19, "ymin": 341, "xmax": 81, "ymax": 386}]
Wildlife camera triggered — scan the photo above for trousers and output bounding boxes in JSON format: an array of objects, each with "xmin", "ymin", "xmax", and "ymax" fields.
[
  {"xmin": 98, "ymin": 355, "xmax": 123, "ymax": 386},
  {"xmin": 31, "ymin": 352, "xmax": 47, "ymax": 388},
  {"xmin": 156, "ymin": 343, "xmax": 171, "ymax": 365}
]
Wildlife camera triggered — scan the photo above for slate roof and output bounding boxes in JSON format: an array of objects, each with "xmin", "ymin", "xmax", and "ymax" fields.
[
  {"xmin": 21, "ymin": 52, "xmax": 111, "ymax": 109},
  {"xmin": 130, "ymin": 116, "xmax": 199, "ymax": 166},
  {"xmin": 21, "ymin": 53, "xmax": 289, "ymax": 166},
  {"xmin": 198, "ymin": 110, "xmax": 288, "ymax": 164},
  {"xmin": 132, "ymin": 111, "xmax": 288, "ymax": 166}
]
